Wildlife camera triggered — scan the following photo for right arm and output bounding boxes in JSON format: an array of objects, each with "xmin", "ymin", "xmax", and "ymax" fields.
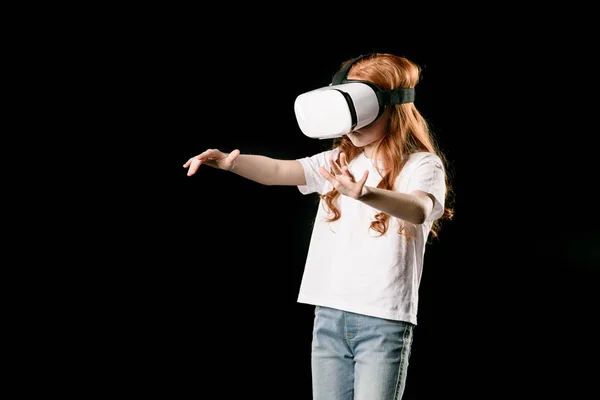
[{"xmin": 183, "ymin": 148, "xmax": 306, "ymax": 186}]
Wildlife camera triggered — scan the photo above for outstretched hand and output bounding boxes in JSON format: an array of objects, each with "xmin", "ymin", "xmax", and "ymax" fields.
[
  {"xmin": 319, "ymin": 152, "xmax": 369, "ymax": 199},
  {"xmin": 183, "ymin": 149, "xmax": 240, "ymax": 176}
]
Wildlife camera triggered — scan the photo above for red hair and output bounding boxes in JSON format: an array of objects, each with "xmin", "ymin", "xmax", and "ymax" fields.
[{"xmin": 320, "ymin": 53, "xmax": 454, "ymax": 238}]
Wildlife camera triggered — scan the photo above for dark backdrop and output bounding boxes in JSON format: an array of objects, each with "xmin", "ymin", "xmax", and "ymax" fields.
[{"xmin": 113, "ymin": 22, "xmax": 598, "ymax": 400}]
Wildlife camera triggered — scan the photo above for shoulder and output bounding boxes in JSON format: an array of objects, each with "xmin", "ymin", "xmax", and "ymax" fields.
[
  {"xmin": 405, "ymin": 151, "xmax": 443, "ymax": 169},
  {"xmin": 296, "ymin": 147, "xmax": 340, "ymax": 174},
  {"xmin": 406, "ymin": 151, "xmax": 441, "ymax": 163},
  {"xmin": 315, "ymin": 147, "xmax": 340, "ymax": 158},
  {"xmin": 300, "ymin": 147, "xmax": 339, "ymax": 163}
]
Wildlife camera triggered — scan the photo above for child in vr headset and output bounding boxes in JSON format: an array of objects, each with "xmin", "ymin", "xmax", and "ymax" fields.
[{"xmin": 183, "ymin": 53, "xmax": 454, "ymax": 400}]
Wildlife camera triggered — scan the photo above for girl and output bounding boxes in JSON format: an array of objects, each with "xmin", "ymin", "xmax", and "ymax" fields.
[{"xmin": 183, "ymin": 53, "xmax": 454, "ymax": 400}]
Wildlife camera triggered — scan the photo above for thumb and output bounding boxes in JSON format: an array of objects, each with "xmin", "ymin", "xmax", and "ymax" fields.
[
  {"xmin": 226, "ymin": 149, "xmax": 241, "ymax": 162},
  {"xmin": 359, "ymin": 170, "xmax": 369, "ymax": 185}
]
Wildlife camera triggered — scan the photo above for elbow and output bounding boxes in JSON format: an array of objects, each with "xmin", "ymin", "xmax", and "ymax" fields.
[
  {"xmin": 412, "ymin": 193, "xmax": 434, "ymax": 225},
  {"xmin": 412, "ymin": 206, "xmax": 428, "ymax": 225},
  {"xmin": 399, "ymin": 210, "xmax": 426, "ymax": 225},
  {"xmin": 413, "ymin": 212, "xmax": 427, "ymax": 225}
]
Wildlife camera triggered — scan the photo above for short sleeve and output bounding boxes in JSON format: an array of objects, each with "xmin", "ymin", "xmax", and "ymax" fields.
[
  {"xmin": 296, "ymin": 148, "xmax": 340, "ymax": 195},
  {"xmin": 406, "ymin": 153, "xmax": 447, "ymax": 221}
]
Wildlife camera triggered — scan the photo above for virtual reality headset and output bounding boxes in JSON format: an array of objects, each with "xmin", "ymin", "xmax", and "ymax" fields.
[{"xmin": 294, "ymin": 54, "xmax": 416, "ymax": 140}]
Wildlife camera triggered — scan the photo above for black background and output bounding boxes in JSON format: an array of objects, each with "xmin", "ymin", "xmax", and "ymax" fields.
[{"xmin": 98, "ymin": 17, "xmax": 599, "ymax": 399}]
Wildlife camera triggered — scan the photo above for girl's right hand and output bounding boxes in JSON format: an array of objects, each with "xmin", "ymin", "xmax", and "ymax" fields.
[{"xmin": 183, "ymin": 149, "xmax": 241, "ymax": 176}]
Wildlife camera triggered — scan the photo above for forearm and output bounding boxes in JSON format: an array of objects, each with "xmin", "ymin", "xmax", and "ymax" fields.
[
  {"xmin": 230, "ymin": 154, "xmax": 305, "ymax": 186},
  {"xmin": 358, "ymin": 186, "xmax": 431, "ymax": 225}
]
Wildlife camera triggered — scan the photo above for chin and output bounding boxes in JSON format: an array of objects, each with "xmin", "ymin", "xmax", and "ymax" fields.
[
  {"xmin": 349, "ymin": 132, "xmax": 370, "ymax": 144},
  {"xmin": 347, "ymin": 135, "xmax": 362, "ymax": 147}
]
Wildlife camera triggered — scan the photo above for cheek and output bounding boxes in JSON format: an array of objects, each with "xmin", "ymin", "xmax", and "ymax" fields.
[
  {"xmin": 361, "ymin": 128, "xmax": 384, "ymax": 141},
  {"xmin": 370, "ymin": 121, "xmax": 389, "ymax": 140}
]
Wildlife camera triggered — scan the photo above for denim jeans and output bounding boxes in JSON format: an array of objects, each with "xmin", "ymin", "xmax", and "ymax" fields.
[{"xmin": 311, "ymin": 306, "xmax": 414, "ymax": 400}]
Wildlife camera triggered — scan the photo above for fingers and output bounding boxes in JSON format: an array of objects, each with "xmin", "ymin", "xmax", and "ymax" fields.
[
  {"xmin": 319, "ymin": 166, "xmax": 335, "ymax": 184},
  {"xmin": 338, "ymin": 152, "xmax": 350, "ymax": 174},
  {"xmin": 183, "ymin": 149, "xmax": 217, "ymax": 167},
  {"xmin": 332, "ymin": 153, "xmax": 353, "ymax": 176},
  {"xmin": 183, "ymin": 156, "xmax": 198, "ymax": 170},
  {"xmin": 197, "ymin": 148, "xmax": 222, "ymax": 162},
  {"xmin": 339, "ymin": 152, "xmax": 349, "ymax": 168},
  {"xmin": 358, "ymin": 170, "xmax": 369, "ymax": 185},
  {"xmin": 183, "ymin": 153, "xmax": 206, "ymax": 176},
  {"xmin": 185, "ymin": 158, "xmax": 202, "ymax": 176},
  {"xmin": 329, "ymin": 156, "xmax": 343, "ymax": 176},
  {"xmin": 183, "ymin": 149, "xmax": 225, "ymax": 176}
]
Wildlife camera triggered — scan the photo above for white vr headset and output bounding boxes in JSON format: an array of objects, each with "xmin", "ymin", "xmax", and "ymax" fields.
[{"xmin": 294, "ymin": 54, "xmax": 416, "ymax": 140}]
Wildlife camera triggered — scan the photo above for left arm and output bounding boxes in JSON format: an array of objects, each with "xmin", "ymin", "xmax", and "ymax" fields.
[
  {"xmin": 320, "ymin": 152, "xmax": 435, "ymax": 225},
  {"xmin": 358, "ymin": 187, "xmax": 434, "ymax": 225}
]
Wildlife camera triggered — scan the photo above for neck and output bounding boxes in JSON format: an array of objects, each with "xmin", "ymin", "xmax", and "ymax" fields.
[{"xmin": 363, "ymin": 143, "xmax": 378, "ymax": 159}]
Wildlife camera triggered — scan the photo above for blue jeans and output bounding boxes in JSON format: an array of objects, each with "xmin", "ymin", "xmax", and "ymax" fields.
[{"xmin": 311, "ymin": 306, "xmax": 414, "ymax": 400}]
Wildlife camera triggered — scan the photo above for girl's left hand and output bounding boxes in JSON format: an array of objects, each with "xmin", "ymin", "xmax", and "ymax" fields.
[{"xmin": 319, "ymin": 152, "xmax": 369, "ymax": 200}]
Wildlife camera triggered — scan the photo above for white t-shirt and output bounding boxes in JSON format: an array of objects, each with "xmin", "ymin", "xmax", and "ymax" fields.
[{"xmin": 296, "ymin": 148, "xmax": 446, "ymax": 325}]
